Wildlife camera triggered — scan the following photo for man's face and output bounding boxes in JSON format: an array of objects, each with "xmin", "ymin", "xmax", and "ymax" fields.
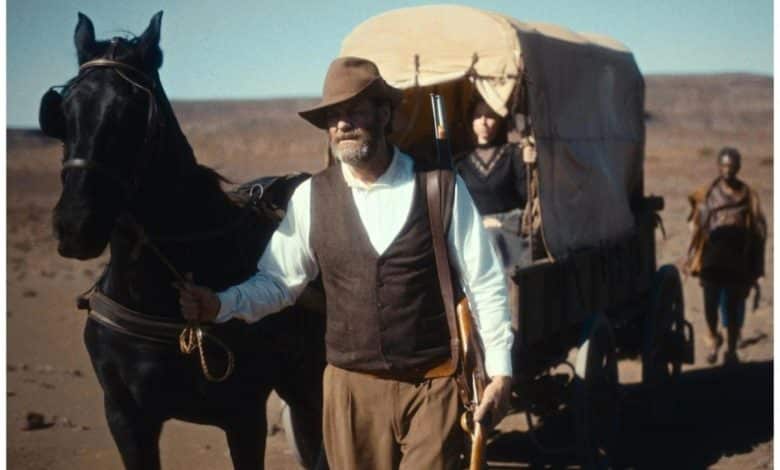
[
  {"xmin": 326, "ymin": 98, "xmax": 387, "ymax": 166},
  {"xmin": 719, "ymin": 155, "xmax": 740, "ymax": 181}
]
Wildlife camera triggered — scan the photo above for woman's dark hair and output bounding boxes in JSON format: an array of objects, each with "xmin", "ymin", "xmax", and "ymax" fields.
[
  {"xmin": 718, "ymin": 146, "xmax": 742, "ymax": 167},
  {"xmin": 467, "ymin": 95, "xmax": 508, "ymax": 147}
]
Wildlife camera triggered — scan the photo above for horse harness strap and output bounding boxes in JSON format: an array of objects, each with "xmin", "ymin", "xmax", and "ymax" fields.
[
  {"xmin": 81, "ymin": 290, "xmax": 235, "ymax": 382},
  {"xmin": 87, "ymin": 290, "xmax": 186, "ymax": 343}
]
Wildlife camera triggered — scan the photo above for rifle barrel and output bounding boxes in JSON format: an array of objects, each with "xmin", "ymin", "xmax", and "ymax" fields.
[{"xmin": 430, "ymin": 93, "xmax": 452, "ymax": 170}]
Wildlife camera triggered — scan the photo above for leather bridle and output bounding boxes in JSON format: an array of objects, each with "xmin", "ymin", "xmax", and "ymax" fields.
[{"xmin": 60, "ymin": 56, "xmax": 161, "ymax": 200}]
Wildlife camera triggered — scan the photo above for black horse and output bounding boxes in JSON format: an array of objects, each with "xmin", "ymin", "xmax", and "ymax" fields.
[{"xmin": 39, "ymin": 11, "xmax": 326, "ymax": 470}]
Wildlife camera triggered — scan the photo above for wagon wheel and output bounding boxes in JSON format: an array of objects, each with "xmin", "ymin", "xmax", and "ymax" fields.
[
  {"xmin": 281, "ymin": 401, "xmax": 324, "ymax": 469},
  {"xmin": 642, "ymin": 264, "xmax": 684, "ymax": 386},
  {"xmin": 574, "ymin": 313, "xmax": 619, "ymax": 467}
]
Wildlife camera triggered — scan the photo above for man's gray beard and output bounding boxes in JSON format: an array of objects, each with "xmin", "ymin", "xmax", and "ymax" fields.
[{"xmin": 331, "ymin": 139, "xmax": 373, "ymax": 167}]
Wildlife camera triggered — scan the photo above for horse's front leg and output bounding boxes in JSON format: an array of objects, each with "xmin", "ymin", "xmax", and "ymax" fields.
[
  {"xmin": 224, "ymin": 406, "xmax": 268, "ymax": 470},
  {"xmin": 104, "ymin": 395, "xmax": 164, "ymax": 470},
  {"xmin": 85, "ymin": 321, "xmax": 165, "ymax": 470}
]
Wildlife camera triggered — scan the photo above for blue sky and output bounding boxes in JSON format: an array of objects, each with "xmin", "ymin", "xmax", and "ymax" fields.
[{"xmin": 6, "ymin": 0, "xmax": 774, "ymax": 127}]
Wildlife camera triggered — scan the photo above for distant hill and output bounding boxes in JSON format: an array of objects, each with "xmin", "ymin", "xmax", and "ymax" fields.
[
  {"xmin": 644, "ymin": 74, "xmax": 772, "ymax": 133},
  {"xmin": 9, "ymin": 73, "xmax": 772, "ymax": 173}
]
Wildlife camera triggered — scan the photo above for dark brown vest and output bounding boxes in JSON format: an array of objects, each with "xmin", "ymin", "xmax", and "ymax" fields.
[{"xmin": 310, "ymin": 164, "xmax": 453, "ymax": 373}]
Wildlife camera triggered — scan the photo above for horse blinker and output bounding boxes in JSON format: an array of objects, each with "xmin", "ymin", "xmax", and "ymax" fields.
[{"xmin": 39, "ymin": 88, "xmax": 66, "ymax": 140}]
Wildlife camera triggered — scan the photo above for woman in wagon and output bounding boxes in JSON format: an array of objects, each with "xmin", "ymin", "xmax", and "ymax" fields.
[
  {"xmin": 684, "ymin": 147, "xmax": 766, "ymax": 365},
  {"xmin": 177, "ymin": 57, "xmax": 514, "ymax": 470},
  {"xmin": 455, "ymin": 96, "xmax": 529, "ymax": 269}
]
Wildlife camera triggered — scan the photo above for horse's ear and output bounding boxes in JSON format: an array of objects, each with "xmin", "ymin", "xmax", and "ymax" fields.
[
  {"xmin": 39, "ymin": 88, "xmax": 66, "ymax": 141},
  {"xmin": 74, "ymin": 12, "xmax": 96, "ymax": 64},
  {"xmin": 138, "ymin": 11, "xmax": 163, "ymax": 70}
]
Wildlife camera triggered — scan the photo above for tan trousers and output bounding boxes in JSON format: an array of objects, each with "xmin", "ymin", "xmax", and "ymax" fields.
[{"xmin": 322, "ymin": 364, "xmax": 463, "ymax": 470}]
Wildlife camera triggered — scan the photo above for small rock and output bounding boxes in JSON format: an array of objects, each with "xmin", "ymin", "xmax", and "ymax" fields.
[
  {"xmin": 7, "ymin": 392, "xmax": 16, "ymax": 398},
  {"xmin": 22, "ymin": 412, "xmax": 54, "ymax": 431},
  {"xmin": 20, "ymin": 363, "xmax": 29, "ymax": 371},
  {"xmin": 36, "ymin": 365, "xmax": 55, "ymax": 374},
  {"xmin": 22, "ymin": 289, "xmax": 37, "ymax": 298},
  {"xmin": 70, "ymin": 369, "xmax": 84, "ymax": 378},
  {"xmin": 60, "ymin": 417, "xmax": 76, "ymax": 428},
  {"xmin": 7, "ymin": 364, "xmax": 17, "ymax": 373},
  {"xmin": 80, "ymin": 425, "xmax": 90, "ymax": 431},
  {"xmin": 83, "ymin": 269, "xmax": 95, "ymax": 277}
]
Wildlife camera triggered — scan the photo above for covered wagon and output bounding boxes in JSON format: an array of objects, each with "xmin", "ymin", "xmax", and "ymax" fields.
[{"xmin": 336, "ymin": 5, "xmax": 695, "ymax": 465}]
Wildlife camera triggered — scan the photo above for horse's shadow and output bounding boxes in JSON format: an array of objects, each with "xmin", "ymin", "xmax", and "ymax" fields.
[{"xmin": 488, "ymin": 360, "xmax": 773, "ymax": 469}]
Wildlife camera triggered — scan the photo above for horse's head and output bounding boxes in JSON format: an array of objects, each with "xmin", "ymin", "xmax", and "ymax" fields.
[{"xmin": 43, "ymin": 12, "xmax": 165, "ymax": 259}]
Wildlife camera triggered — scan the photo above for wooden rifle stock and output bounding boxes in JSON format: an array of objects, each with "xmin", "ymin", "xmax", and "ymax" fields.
[{"xmin": 457, "ymin": 298, "xmax": 488, "ymax": 470}]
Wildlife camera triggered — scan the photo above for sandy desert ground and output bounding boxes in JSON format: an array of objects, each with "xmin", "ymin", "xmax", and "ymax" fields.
[{"xmin": 6, "ymin": 73, "xmax": 773, "ymax": 469}]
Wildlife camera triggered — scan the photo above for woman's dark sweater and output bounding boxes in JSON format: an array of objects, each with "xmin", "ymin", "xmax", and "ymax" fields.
[{"xmin": 455, "ymin": 143, "xmax": 527, "ymax": 215}]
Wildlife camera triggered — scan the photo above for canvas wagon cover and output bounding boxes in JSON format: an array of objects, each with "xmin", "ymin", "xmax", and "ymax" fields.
[{"xmin": 341, "ymin": 5, "xmax": 645, "ymax": 258}]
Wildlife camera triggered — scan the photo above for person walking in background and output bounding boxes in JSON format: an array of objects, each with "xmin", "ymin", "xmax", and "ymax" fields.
[
  {"xmin": 455, "ymin": 97, "xmax": 528, "ymax": 268},
  {"xmin": 176, "ymin": 57, "xmax": 514, "ymax": 470},
  {"xmin": 684, "ymin": 147, "xmax": 766, "ymax": 365}
]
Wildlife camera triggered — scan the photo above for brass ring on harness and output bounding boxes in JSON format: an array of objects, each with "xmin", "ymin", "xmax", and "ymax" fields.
[{"xmin": 179, "ymin": 324, "xmax": 235, "ymax": 383}]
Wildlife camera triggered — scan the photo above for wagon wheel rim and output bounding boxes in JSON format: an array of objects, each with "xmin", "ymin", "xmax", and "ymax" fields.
[
  {"xmin": 574, "ymin": 314, "xmax": 620, "ymax": 464},
  {"xmin": 643, "ymin": 265, "xmax": 685, "ymax": 385}
]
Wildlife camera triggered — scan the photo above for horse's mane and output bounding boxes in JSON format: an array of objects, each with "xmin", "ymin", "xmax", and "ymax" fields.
[{"xmin": 192, "ymin": 164, "xmax": 242, "ymax": 204}]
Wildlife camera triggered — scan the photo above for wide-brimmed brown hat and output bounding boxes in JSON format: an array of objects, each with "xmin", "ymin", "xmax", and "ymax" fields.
[{"xmin": 299, "ymin": 56, "xmax": 403, "ymax": 129}]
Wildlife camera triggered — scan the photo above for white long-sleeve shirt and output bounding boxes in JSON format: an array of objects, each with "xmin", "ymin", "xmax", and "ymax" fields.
[{"xmin": 217, "ymin": 149, "xmax": 514, "ymax": 377}]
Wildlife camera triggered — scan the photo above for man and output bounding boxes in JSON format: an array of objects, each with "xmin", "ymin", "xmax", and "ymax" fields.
[
  {"xmin": 685, "ymin": 147, "xmax": 766, "ymax": 365},
  {"xmin": 177, "ymin": 57, "xmax": 514, "ymax": 469}
]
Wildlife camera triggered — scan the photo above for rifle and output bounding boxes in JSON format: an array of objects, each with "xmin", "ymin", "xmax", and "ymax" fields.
[
  {"xmin": 457, "ymin": 298, "xmax": 489, "ymax": 470},
  {"xmin": 430, "ymin": 93, "xmax": 489, "ymax": 470}
]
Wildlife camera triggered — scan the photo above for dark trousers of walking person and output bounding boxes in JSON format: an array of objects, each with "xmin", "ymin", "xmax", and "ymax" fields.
[{"xmin": 701, "ymin": 281, "xmax": 750, "ymax": 362}]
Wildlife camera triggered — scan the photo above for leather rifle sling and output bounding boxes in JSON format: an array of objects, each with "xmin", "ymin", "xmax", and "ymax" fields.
[{"xmin": 425, "ymin": 170, "xmax": 461, "ymax": 374}]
